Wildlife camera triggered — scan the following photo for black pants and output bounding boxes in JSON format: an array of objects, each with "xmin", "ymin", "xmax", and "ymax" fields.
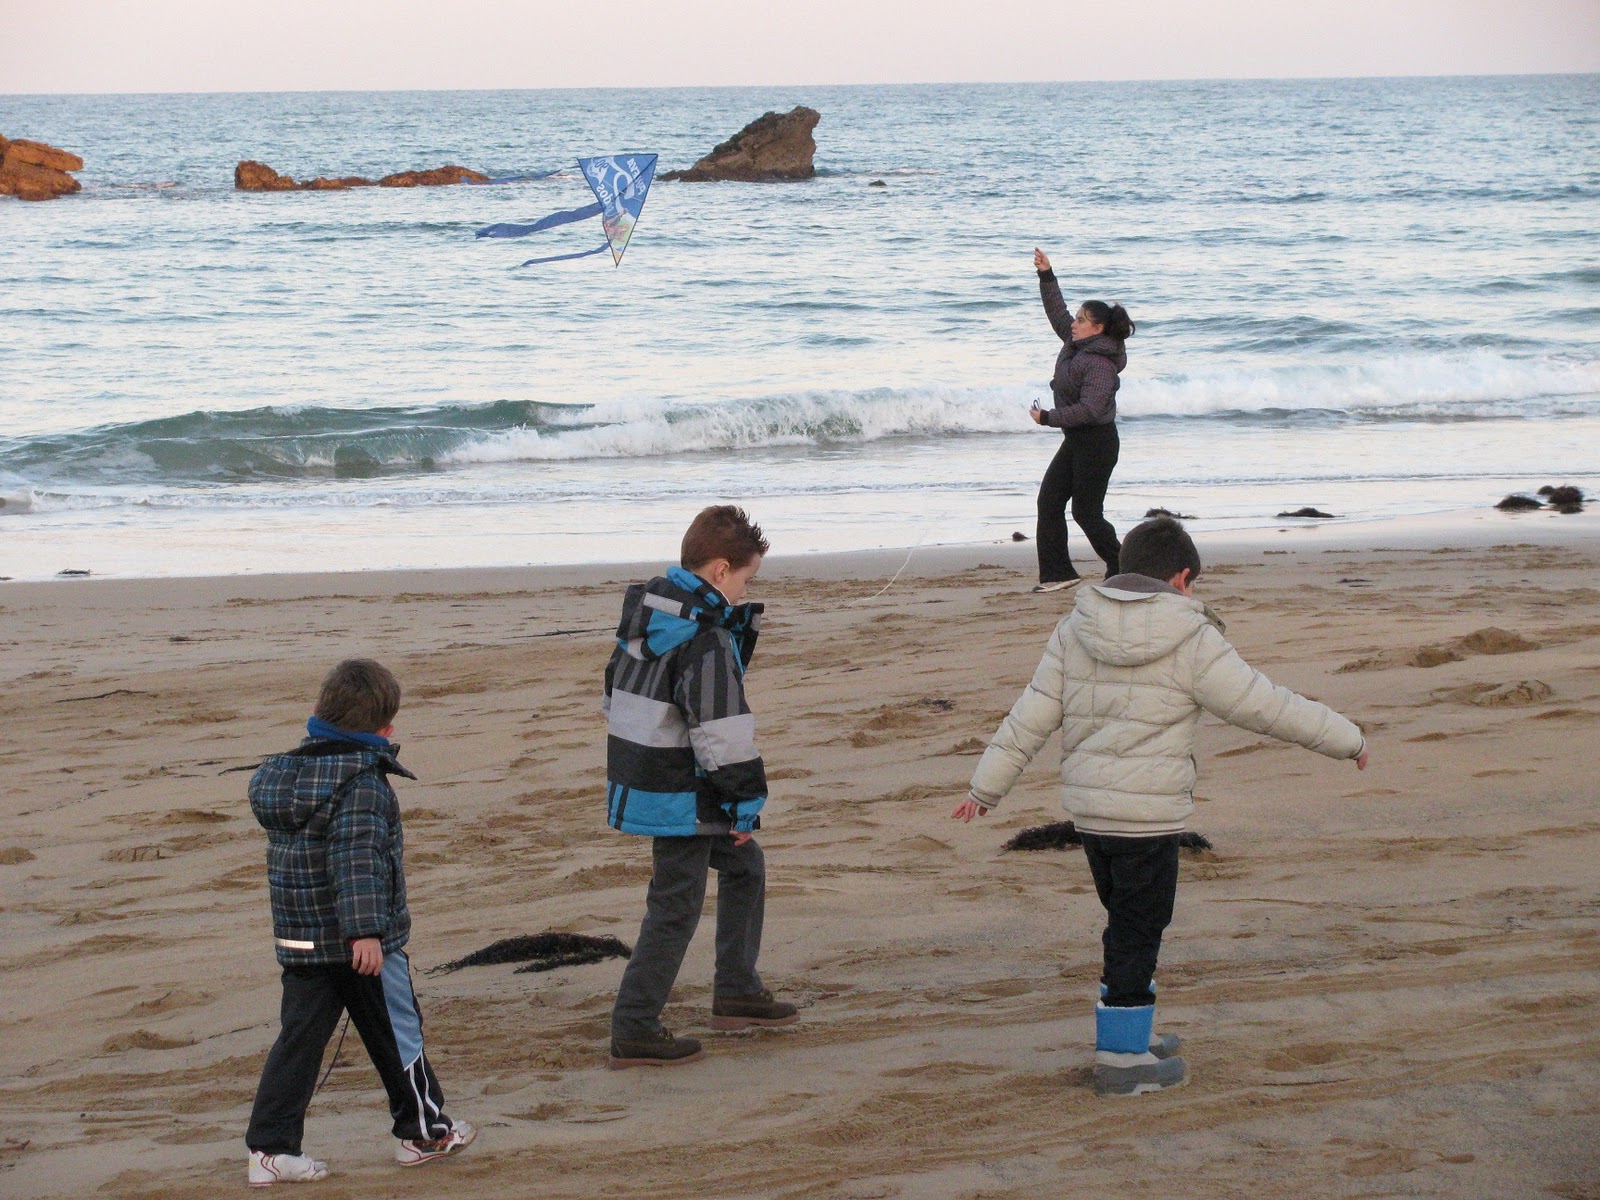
[
  {"xmin": 1036, "ymin": 422, "xmax": 1121, "ymax": 583},
  {"xmin": 246, "ymin": 950, "xmax": 451, "ymax": 1154},
  {"xmin": 1080, "ymin": 833, "xmax": 1179, "ymax": 1008},
  {"xmin": 611, "ymin": 834, "xmax": 766, "ymax": 1040}
]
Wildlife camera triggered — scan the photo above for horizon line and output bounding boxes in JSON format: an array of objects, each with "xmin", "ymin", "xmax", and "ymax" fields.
[{"xmin": 4, "ymin": 68, "xmax": 1596, "ymax": 100}]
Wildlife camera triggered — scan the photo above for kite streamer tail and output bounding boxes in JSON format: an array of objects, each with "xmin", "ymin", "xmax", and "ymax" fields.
[
  {"xmin": 476, "ymin": 202, "xmax": 604, "ymax": 239},
  {"xmin": 518, "ymin": 242, "xmax": 611, "ymax": 267}
]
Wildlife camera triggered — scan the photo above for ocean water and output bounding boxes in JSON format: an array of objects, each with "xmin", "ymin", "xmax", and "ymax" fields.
[{"xmin": 2, "ymin": 76, "xmax": 1597, "ymax": 579}]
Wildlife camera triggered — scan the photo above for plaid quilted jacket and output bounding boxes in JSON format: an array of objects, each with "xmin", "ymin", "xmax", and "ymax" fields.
[{"xmin": 248, "ymin": 738, "xmax": 417, "ymax": 966}]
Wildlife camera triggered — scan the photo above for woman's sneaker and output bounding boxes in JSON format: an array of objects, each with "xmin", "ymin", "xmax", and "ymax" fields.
[
  {"xmin": 1031, "ymin": 578, "xmax": 1081, "ymax": 594},
  {"xmin": 395, "ymin": 1119, "xmax": 477, "ymax": 1167},
  {"xmin": 609, "ymin": 1026, "xmax": 705, "ymax": 1068},
  {"xmin": 248, "ymin": 1150, "xmax": 329, "ymax": 1187},
  {"xmin": 710, "ymin": 988, "xmax": 800, "ymax": 1031}
]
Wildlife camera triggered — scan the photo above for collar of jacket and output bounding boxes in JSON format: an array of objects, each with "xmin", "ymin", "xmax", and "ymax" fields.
[
  {"xmin": 620, "ymin": 566, "xmax": 764, "ymax": 667},
  {"xmin": 289, "ymin": 734, "xmax": 417, "ymax": 780}
]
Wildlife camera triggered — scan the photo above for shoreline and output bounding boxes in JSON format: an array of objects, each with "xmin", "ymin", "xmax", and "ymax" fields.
[{"xmin": 3, "ymin": 504, "xmax": 1596, "ymax": 594}]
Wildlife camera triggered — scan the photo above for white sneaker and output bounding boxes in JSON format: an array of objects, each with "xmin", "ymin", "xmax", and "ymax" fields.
[
  {"xmin": 395, "ymin": 1118, "xmax": 477, "ymax": 1167},
  {"xmin": 1031, "ymin": 578, "xmax": 1081, "ymax": 593},
  {"xmin": 248, "ymin": 1150, "xmax": 329, "ymax": 1186}
]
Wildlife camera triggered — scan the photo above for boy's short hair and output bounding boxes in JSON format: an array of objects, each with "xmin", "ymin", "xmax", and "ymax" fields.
[
  {"xmin": 1119, "ymin": 516, "xmax": 1202, "ymax": 583},
  {"xmin": 680, "ymin": 505, "xmax": 769, "ymax": 571},
  {"xmin": 314, "ymin": 659, "xmax": 401, "ymax": 733}
]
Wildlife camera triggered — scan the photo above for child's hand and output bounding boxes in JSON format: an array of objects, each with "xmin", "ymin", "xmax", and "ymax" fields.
[
  {"xmin": 1355, "ymin": 748, "xmax": 1370, "ymax": 771},
  {"xmin": 350, "ymin": 937, "xmax": 384, "ymax": 975},
  {"xmin": 951, "ymin": 798, "xmax": 989, "ymax": 823},
  {"xmin": 730, "ymin": 829, "xmax": 754, "ymax": 847}
]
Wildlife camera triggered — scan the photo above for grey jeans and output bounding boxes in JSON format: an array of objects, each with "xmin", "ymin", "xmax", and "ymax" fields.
[{"xmin": 610, "ymin": 834, "xmax": 766, "ymax": 1039}]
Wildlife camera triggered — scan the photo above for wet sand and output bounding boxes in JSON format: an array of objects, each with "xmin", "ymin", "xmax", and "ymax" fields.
[{"xmin": 2, "ymin": 516, "xmax": 1598, "ymax": 1198}]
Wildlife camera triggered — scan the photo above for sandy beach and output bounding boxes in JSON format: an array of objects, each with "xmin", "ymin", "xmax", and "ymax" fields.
[{"xmin": 2, "ymin": 512, "xmax": 1598, "ymax": 1199}]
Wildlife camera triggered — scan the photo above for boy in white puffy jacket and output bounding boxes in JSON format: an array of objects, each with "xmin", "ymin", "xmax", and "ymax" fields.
[{"xmin": 953, "ymin": 516, "xmax": 1368, "ymax": 1096}]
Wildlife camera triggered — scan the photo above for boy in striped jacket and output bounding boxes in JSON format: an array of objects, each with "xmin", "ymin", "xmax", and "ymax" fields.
[
  {"xmin": 604, "ymin": 506, "xmax": 799, "ymax": 1067},
  {"xmin": 244, "ymin": 659, "xmax": 475, "ymax": 1186}
]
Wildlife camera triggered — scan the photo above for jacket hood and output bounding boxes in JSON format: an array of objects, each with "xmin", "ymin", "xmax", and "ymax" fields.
[
  {"xmin": 1071, "ymin": 333, "xmax": 1127, "ymax": 371},
  {"xmin": 1068, "ymin": 574, "xmax": 1224, "ymax": 668},
  {"xmin": 616, "ymin": 565, "xmax": 762, "ymax": 667},
  {"xmin": 249, "ymin": 741, "xmax": 414, "ymax": 835}
]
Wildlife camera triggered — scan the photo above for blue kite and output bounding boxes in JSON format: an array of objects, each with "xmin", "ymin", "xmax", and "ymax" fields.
[{"xmin": 475, "ymin": 153, "xmax": 657, "ymax": 267}]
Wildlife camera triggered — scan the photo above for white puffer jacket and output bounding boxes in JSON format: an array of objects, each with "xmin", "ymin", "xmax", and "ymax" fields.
[{"xmin": 969, "ymin": 576, "xmax": 1364, "ymax": 835}]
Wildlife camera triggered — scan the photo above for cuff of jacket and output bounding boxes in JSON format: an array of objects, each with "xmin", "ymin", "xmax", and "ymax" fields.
[
  {"xmin": 1038, "ymin": 268, "xmax": 1056, "ymax": 279},
  {"xmin": 967, "ymin": 789, "xmax": 997, "ymax": 811}
]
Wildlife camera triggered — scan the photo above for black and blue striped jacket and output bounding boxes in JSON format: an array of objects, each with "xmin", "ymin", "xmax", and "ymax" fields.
[
  {"xmin": 603, "ymin": 566, "xmax": 767, "ymax": 837},
  {"xmin": 249, "ymin": 737, "xmax": 417, "ymax": 966}
]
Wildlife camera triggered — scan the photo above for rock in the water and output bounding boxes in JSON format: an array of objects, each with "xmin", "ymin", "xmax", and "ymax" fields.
[
  {"xmin": 662, "ymin": 106, "xmax": 820, "ymax": 182},
  {"xmin": 1011, "ymin": 531, "xmax": 1029, "ymax": 542},
  {"xmin": 235, "ymin": 160, "xmax": 299, "ymax": 191},
  {"xmin": 1495, "ymin": 494, "xmax": 1542, "ymax": 511},
  {"xmin": 1276, "ymin": 507, "xmax": 1337, "ymax": 519},
  {"xmin": 1144, "ymin": 507, "xmax": 1196, "ymax": 520},
  {"xmin": 235, "ymin": 160, "xmax": 488, "ymax": 192},
  {"xmin": 301, "ymin": 175, "xmax": 376, "ymax": 190},
  {"xmin": 378, "ymin": 165, "xmax": 490, "ymax": 187},
  {"xmin": 868, "ymin": 179, "xmax": 887, "ymax": 187},
  {"xmin": 0, "ymin": 135, "xmax": 83, "ymax": 200}
]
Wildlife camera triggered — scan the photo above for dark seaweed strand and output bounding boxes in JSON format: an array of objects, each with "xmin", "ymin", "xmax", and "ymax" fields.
[
  {"xmin": 514, "ymin": 948, "xmax": 629, "ymax": 973},
  {"xmin": 1002, "ymin": 821, "xmax": 1214, "ymax": 854},
  {"xmin": 429, "ymin": 932, "xmax": 633, "ymax": 974}
]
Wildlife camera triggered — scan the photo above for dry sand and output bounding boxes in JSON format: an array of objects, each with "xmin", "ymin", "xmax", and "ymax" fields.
[{"xmin": 2, "ymin": 516, "xmax": 1598, "ymax": 1199}]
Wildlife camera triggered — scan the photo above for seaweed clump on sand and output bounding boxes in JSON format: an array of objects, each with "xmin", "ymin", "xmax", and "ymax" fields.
[
  {"xmin": 429, "ymin": 932, "xmax": 632, "ymax": 975},
  {"xmin": 1496, "ymin": 494, "xmax": 1543, "ymax": 511},
  {"xmin": 1542, "ymin": 485, "xmax": 1585, "ymax": 514},
  {"xmin": 1498, "ymin": 485, "xmax": 1585, "ymax": 514},
  {"xmin": 1144, "ymin": 507, "xmax": 1197, "ymax": 520},
  {"xmin": 1001, "ymin": 820, "xmax": 1212, "ymax": 853},
  {"xmin": 1275, "ymin": 507, "xmax": 1337, "ymax": 519}
]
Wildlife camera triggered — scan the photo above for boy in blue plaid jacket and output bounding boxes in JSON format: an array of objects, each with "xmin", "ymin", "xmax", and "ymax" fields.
[{"xmin": 243, "ymin": 659, "xmax": 475, "ymax": 1187}]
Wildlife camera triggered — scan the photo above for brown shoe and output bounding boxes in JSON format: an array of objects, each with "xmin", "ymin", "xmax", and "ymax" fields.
[
  {"xmin": 710, "ymin": 988, "xmax": 799, "ymax": 1031},
  {"xmin": 608, "ymin": 1027, "xmax": 704, "ymax": 1069}
]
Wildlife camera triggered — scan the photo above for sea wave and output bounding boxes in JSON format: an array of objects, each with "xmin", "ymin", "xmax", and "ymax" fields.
[{"xmin": 2, "ymin": 352, "xmax": 1596, "ymax": 489}]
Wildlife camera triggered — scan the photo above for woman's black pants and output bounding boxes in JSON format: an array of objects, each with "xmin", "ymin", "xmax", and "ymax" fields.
[{"xmin": 1036, "ymin": 422, "xmax": 1121, "ymax": 583}]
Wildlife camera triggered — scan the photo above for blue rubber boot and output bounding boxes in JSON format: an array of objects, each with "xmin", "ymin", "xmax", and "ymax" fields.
[
  {"xmin": 1093, "ymin": 1003, "xmax": 1187, "ymax": 1097},
  {"xmin": 1100, "ymin": 983, "xmax": 1180, "ymax": 1058}
]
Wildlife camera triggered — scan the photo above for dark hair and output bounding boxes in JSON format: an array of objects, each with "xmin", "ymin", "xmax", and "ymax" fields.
[
  {"xmin": 314, "ymin": 658, "xmax": 402, "ymax": 733},
  {"xmin": 1081, "ymin": 300, "xmax": 1135, "ymax": 343},
  {"xmin": 680, "ymin": 505, "xmax": 769, "ymax": 571},
  {"xmin": 1118, "ymin": 516, "xmax": 1200, "ymax": 584}
]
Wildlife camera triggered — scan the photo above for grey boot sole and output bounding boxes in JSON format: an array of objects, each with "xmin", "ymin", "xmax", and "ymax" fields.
[{"xmin": 1093, "ymin": 1054, "xmax": 1188, "ymax": 1097}]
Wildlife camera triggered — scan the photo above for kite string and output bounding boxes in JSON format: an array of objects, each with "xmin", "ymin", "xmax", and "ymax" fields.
[
  {"xmin": 850, "ymin": 518, "xmax": 933, "ymax": 604},
  {"xmin": 314, "ymin": 1016, "xmax": 349, "ymax": 1095}
]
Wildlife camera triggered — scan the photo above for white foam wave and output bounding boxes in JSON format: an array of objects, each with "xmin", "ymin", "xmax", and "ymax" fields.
[
  {"xmin": 1127, "ymin": 351, "xmax": 1600, "ymax": 418},
  {"xmin": 431, "ymin": 352, "xmax": 1600, "ymax": 466}
]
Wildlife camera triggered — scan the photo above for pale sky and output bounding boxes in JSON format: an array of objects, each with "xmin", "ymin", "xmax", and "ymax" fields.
[{"xmin": 2, "ymin": 0, "xmax": 1598, "ymax": 93}]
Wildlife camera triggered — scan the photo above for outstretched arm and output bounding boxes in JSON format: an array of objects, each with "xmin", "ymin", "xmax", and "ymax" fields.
[
  {"xmin": 963, "ymin": 625, "xmax": 1068, "ymax": 813},
  {"xmin": 1035, "ymin": 249, "xmax": 1075, "ymax": 342},
  {"xmin": 1187, "ymin": 625, "xmax": 1366, "ymax": 761}
]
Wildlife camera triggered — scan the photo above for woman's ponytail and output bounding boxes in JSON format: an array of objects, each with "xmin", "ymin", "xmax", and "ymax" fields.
[{"xmin": 1082, "ymin": 300, "xmax": 1135, "ymax": 343}]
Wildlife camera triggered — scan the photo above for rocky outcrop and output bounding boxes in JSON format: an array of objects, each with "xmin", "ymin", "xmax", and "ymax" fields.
[
  {"xmin": 377, "ymin": 165, "xmax": 489, "ymax": 187},
  {"xmin": 0, "ymin": 135, "xmax": 84, "ymax": 201},
  {"xmin": 662, "ymin": 107, "xmax": 819, "ymax": 182},
  {"xmin": 235, "ymin": 160, "xmax": 489, "ymax": 192}
]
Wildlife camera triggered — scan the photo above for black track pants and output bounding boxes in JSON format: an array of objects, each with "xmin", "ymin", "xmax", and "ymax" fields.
[{"xmin": 246, "ymin": 950, "xmax": 451, "ymax": 1154}]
